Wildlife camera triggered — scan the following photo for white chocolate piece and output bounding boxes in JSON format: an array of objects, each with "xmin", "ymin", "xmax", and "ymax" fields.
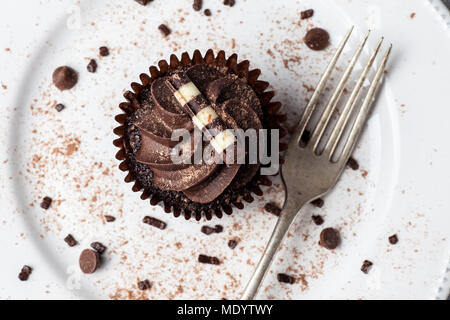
[
  {"xmin": 192, "ymin": 106, "xmax": 218, "ymax": 130},
  {"xmin": 174, "ymin": 82, "xmax": 201, "ymax": 106},
  {"xmin": 211, "ymin": 129, "xmax": 236, "ymax": 153}
]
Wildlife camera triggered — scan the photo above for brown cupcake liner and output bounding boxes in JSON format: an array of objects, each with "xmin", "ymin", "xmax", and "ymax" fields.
[{"xmin": 113, "ymin": 49, "xmax": 287, "ymax": 221}]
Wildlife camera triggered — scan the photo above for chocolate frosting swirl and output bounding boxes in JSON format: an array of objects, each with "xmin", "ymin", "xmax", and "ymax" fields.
[{"xmin": 133, "ymin": 64, "xmax": 263, "ymax": 204}]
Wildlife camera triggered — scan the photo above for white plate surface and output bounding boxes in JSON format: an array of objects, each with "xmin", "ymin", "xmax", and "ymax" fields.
[{"xmin": 0, "ymin": 0, "xmax": 449, "ymax": 300}]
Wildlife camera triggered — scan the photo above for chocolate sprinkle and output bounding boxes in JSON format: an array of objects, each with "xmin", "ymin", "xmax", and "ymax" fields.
[
  {"xmin": 193, "ymin": 0, "xmax": 202, "ymax": 11},
  {"xmin": 134, "ymin": 0, "xmax": 152, "ymax": 5},
  {"xmin": 204, "ymin": 9, "xmax": 212, "ymax": 16},
  {"xmin": 99, "ymin": 46, "xmax": 109, "ymax": 57},
  {"xmin": 138, "ymin": 279, "xmax": 152, "ymax": 290},
  {"xmin": 87, "ymin": 59, "xmax": 97, "ymax": 73},
  {"xmin": 215, "ymin": 225, "xmax": 224, "ymax": 233},
  {"xmin": 55, "ymin": 103, "xmax": 65, "ymax": 112},
  {"xmin": 79, "ymin": 249, "xmax": 100, "ymax": 274},
  {"xmin": 319, "ymin": 228, "xmax": 340, "ymax": 250},
  {"xmin": 52, "ymin": 66, "xmax": 78, "ymax": 91},
  {"xmin": 104, "ymin": 215, "xmax": 116, "ymax": 222},
  {"xmin": 389, "ymin": 234, "xmax": 399, "ymax": 245},
  {"xmin": 361, "ymin": 260, "xmax": 373, "ymax": 274},
  {"xmin": 228, "ymin": 239, "xmax": 238, "ymax": 249},
  {"xmin": 301, "ymin": 9, "xmax": 314, "ymax": 20},
  {"xmin": 311, "ymin": 198, "xmax": 324, "ymax": 208},
  {"xmin": 18, "ymin": 265, "xmax": 32, "ymax": 281},
  {"xmin": 64, "ymin": 234, "xmax": 77, "ymax": 247},
  {"xmin": 90, "ymin": 242, "xmax": 106, "ymax": 254},
  {"xmin": 312, "ymin": 215, "xmax": 324, "ymax": 226},
  {"xmin": 40, "ymin": 196, "xmax": 52, "ymax": 210},
  {"xmin": 277, "ymin": 273, "xmax": 295, "ymax": 284},
  {"xmin": 264, "ymin": 202, "xmax": 282, "ymax": 216},
  {"xmin": 198, "ymin": 254, "xmax": 220, "ymax": 265},
  {"xmin": 304, "ymin": 28, "xmax": 330, "ymax": 51},
  {"xmin": 347, "ymin": 157, "xmax": 360, "ymax": 170},
  {"xmin": 158, "ymin": 24, "xmax": 171, "ymax": 37},
  {"xmin": 143, "ymin": 216, "xmax": 167, "ymax": 230}
]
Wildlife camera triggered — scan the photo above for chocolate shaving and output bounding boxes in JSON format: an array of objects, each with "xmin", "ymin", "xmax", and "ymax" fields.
[
  {"xmin": 90, "ymin": 242, "xmax": 106, "ymax": 254},
  {"xmin": 99, "ymin": 46, "xmax": 109, "ymax": 57},
  {"xmin": 198, "ymin": 254, "xmax": 220, "ymax": 265},
  {"xmin": 311, "ymin": 198, "xmax": 324, "ymax": 208},
  {"xmin": 319, "ymin": 228, "xmax": 340, "ymax": 250},
  {"xmin": 143, "ymin": 216, "xmax": 167, "ymax": 230},
  {"xmin": 228, "ymin": 239, "xmax": 239, "ymax": 249},
  {"xmin": 104, "ymin": 215, "xmax": 116, "ymax": 222},
  {"xmin": 64, "ymin": 234, "xmax": 77, "ymax": 247},
  {"xmin": 312, "ymin": 215, "xmax": 324, "ymax": 226},
  {"xmin": 301, "ymin": 9, "xmax": 314, "ymax": 20},
  {"xmin": 193, "ymin": 0, "xmax": 202, "ymax": 11},
  {"xmin": 158, "ymin": 24, "xmax": 171, "ymax": 37},
  {"xmin": 87, "ymin": 59, "xmax": 97, "ymax": 73},
  {"xmin": 277, "ymin": 273, "xmax": 295, "ymax": 284},
  {"xmin": 55, "ymin": 103, "xmax": 65, "ymax": 112},
  {"xmin": 347, "ymin": 157, "xmax": 360, "ymax": 170},
  {"xmin": 361, "ymin": 260, "xmax": 373, "ymax": 274},
  {"xmin": 138, "ymin": 279, "xmax": 152, "ymax": 290},
  {"xmin": 389, "ymin": 234, "xmax": 399, "ymax": 245},
  {"xmin": 40, "ymin": 196, "xmax": 52, "ymax": 210},
  {"xmin": 18, "ymin": 265, "xmax": 32, "ymax": 281},
  {"xmin": 264, "ymin": 202, "xmax": 282, "ymax": 216}
]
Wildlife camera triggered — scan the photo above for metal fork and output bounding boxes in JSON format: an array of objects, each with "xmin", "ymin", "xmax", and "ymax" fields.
[{"xmin": 242, "ymin": 27, "xmax": 392, "ymax": 300}]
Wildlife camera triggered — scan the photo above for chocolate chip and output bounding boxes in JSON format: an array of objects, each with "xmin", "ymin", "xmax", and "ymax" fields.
[
  {"xmin": 64, "ymin": 234, "xmax": 77, "ymax": 247},
  {"xmin": 55, "ymin": 103, "xmax": 65, "ymax": 112},
  {"xmin": 79, "ymin": 249, "xmax": 100, "ymax": 274},
  {"xmin": 277, "ymin": 273, "xmax": 295, "ymax": 284},
  {"xmin": 18, "ymin": 265, "xmax": 32, "ymax": 281},
  {"xmin": 228, "ymin": 239, "xmax": 238, "ymax": 249},
  {"xmin": 361, "ymin": 260, "xmax": 373, "ymax": 274},
  {"xmin": 301, "ymin": 9, "xmax": 314, "ymax": 20},
  {"xmin": 264, "ymin": 202, "xmax": 282, "ymax": 216},
  {"xmin": 389, "ymin": 234, "xmax": 399, "ymax": 245},
  {"xmin": 347, "ymin": 157, "xmax": 360, "ymax": 170},
  {"xmin": 40, "ymin": 196, "xmax": 52, "ymax": 210},
  {"xmin": 138, "ymin": 279, "xmax": 152, "ymax": 290},
  {"xmin": 105, "ymin": 215, "xmax": 116, "ymax": 222},
  {"xmin": 304, "ymin": 28, "xmax": 330, "ymax": 51},
  {"xmin": 319, "ymin": 228, "xmax": 340, "ymax": 250},
  {"xmin": 204, "ymin": 9, "xmax": 212, "ymax": 16},
  {"xmin": 134, "ymin": 0, "xmax": 152, "ymax": 5},
  {"xmin": 99, "ymin": 46, "xmax": 109, "ymax": 57},
  {"xmin": 193, "ymin": 0, "xmax": 202, "ymax": 11},
  {"xmin": 158, "ymin": 24, "xmax": 171, "ymax": 37},
  {"xmin": 90, "ymin": 242, "xmax": 106, "ymax": 254},
  {"xmin": 87, "ymin": 59, "xmax": 97, "ymax": 73},
  {"xmin": 215, "ymin": 225, "xmax": 223, "ymax": 233},
  {"xmin": 52, "ymin": 66, "xmax": 78, "ymax": 91},
  {"xmin": 224, "ymin": 0, "xmax": 236, "ymax": 7},
  {"xmin": 311, "ymin": 198, "xmax": 324, "ymax": 208},
  {"xmin": 143, "ymin": 216, "xmax": 167, "ymax": 230},
  {"xmin": 198, "ymin": 254, "xmax": 220, "ymax": 265},
  {"xmin": 312, "ymin": 215, "xmax": 324, "ymax": 226}
]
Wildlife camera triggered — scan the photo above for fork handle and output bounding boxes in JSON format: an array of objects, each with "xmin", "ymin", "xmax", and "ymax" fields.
[{"xmin": 241, "ymin": 198, "xmax": 308, "ymax": 300}]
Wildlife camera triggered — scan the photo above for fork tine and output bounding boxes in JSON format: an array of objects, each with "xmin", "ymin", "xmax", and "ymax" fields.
[
  {"xmin": 311, "ymin": 30, "xmax": 371, "ymax": 152},
  {"xmin": 340, "ymin": 45, "xmax": 392, "ymax": 163},
  {"xmin": 294, "ymin": 26, "xmax": 354, "ymax": 145},
  {"xmin": 324, "ymin": 37, "xmax": 384, "ymax": 159}
]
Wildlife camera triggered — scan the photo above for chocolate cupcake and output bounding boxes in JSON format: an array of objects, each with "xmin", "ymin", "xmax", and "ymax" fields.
[{"xmin": 114, "ymin": 50, "xmax": 286, "ymax": 220}]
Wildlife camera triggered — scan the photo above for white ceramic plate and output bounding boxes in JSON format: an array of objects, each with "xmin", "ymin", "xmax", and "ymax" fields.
[{"xmin": 0, "ymin": 0, "xmax": 449, "ymax": 300}]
